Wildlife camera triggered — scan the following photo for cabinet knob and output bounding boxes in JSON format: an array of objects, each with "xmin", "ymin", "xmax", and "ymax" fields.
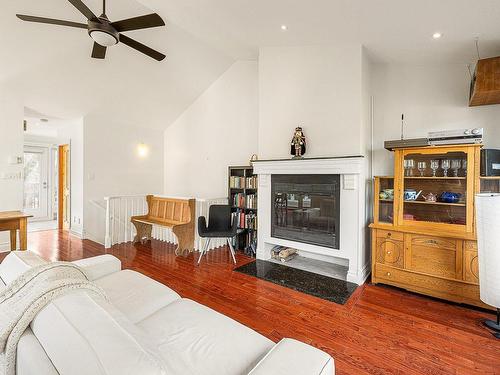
[
  {"xmin": 386, "ymin": 272, "xmax": 391, "ymax": 276},
  {"xmin": 387, "ymin": 232, "xmax": 392, "ymax": 237}
]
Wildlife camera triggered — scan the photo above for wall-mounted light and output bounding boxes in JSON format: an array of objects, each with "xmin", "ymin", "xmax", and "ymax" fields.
[{"xmin": 137, "ymin": 142, "xmax": 149, "ymax": 158}]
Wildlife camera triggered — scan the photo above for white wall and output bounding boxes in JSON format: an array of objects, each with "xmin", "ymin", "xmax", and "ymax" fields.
[
  {"xmin": 164, "ymin": 61, "xmax": 259, "ymax": 198},
  {"xmin": 373, "ymin": 63, "xmax": 500, "ymax": 176},
  {"xmin": 258, "ymin": 45, "xmax": 365, "ymax": 159},
  {"xmin": 83, "ymin": 113, "xmax": 164, "ymax": 244},
  {"xmin": 0, "ymin": 90, "xmax": 24, "ymax": 251}
]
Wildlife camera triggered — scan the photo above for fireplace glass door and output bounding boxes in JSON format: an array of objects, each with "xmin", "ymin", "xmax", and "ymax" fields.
[{"xmin": 272, "ymin": 174, "xmax": 340, "ymax": 249}]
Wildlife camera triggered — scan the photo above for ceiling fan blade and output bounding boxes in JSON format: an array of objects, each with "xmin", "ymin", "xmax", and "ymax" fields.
[
  {"xmin": 67, "ymin": 0, "xmax": 98, "ymax": 21},
  {"xmin": 111, "ymin": 13, "xmax": 165, "ymax": 32},
  {"xmin": 16, "ymin": 14, "xmax": 87, "ymax": 29},
  {"xmin": 91, "ymin": 42, "xmax": 107, "ymax": 59},
  {"xmin": 119, "ymin": 34, "xmax": 165, "ymax": 61}
]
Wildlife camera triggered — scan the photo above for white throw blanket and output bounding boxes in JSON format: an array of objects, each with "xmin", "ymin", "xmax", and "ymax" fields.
[{"xmin": 0, "ymin": 261, "xmax": 108, "ymax": 375}]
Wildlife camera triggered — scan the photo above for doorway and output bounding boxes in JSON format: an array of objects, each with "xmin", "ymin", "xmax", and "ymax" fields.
[{"xmin": 23, "ymin": 145, "xmax": 50, "ymax": 220}]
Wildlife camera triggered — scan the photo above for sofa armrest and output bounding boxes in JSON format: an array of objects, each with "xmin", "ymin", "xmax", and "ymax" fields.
[
  {"xmin": 0, "ymin": 251, "xmax": 47, "ymax": 285},
  {"xmin": 72, "ymin": 255, "xmax": 121, "ymax": 281},
  {"xmin": 249, "ymin": 338, "xmax": 334, "ymax": 375}
]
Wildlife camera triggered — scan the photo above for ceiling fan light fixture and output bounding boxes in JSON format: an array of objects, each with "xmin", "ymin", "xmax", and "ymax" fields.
[{"xmin": 89, "ymin": 29, "xmax": 118, "ymax": 47}]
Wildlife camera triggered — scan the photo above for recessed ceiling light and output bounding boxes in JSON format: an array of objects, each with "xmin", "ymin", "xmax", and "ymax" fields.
[
  {"xmin": 432, "ymin": 32, "xmax": 442, "ymax": 39},
  {"xmin": 281, "ymin": 25, "xmax": 288, "ymax": 31}
]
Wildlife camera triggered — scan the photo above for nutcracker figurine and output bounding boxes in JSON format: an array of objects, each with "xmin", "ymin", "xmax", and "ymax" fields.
[{"xmin": 290, "ymin": 126, "xmax": 306, "ymax": 159}]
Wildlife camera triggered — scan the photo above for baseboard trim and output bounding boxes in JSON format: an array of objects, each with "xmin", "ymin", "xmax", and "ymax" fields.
[
  {"xmin": 70, "ymin": 225, "xmax": 83, "ymax": 239},
  {"xmin": 82, "ymin": 231, "xmax": 104, "ymax": 246},
  {"xmin": 347, "ymin": 262, "xmax": 371, "ymax": 285},
  {"xmin": 69, "ymin": 230, "xmax": 82, "ymax": 239},
  {"xmin": 359, "ymin": 262, "xmax": 371, "ymax": 284}
]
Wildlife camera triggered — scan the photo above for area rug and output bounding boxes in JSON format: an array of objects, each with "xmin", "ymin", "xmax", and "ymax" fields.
[{"xmin": 234, "ymin": 260, "xmax": 358, "ymax": 305}]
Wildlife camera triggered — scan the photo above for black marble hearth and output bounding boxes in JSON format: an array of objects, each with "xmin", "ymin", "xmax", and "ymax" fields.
[{"xmin": 234, "ymin": 260, "xmax": 358, "ymax": 305}]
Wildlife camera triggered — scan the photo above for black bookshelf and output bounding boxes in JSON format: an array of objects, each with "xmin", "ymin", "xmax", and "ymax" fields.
[{"xmin": 228, "ymin": 166, "xmax": 257, "ymax": 257}]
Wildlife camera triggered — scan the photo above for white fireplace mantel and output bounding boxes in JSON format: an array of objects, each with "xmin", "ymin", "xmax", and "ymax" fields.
[{"xmin": 253, "ymin": 156, "xmax": 370, "ymax": 285}]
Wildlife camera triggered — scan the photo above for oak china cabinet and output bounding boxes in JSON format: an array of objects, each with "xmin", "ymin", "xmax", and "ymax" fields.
[{"xmin": 370, "ymin": 144, "xmax": 498, "ymax": 309}]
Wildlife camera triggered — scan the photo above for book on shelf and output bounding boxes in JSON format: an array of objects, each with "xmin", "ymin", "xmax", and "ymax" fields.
[
  {"xmin": 245, "ymin": 175, "xmax": 258, "ymax": 189},
  {"xmin": 245, "ymin": 231, "xmax": 257, "ymax": 256},
  {"xmin": 230, "ymin": 176, "xmax": 246, "ymax": 189},
  {"xmin": 245, "ymin": 194, "xmax": 257, "ymax": 209},
  {"xmin": 231, "ymin": 210, "xmax": 257, "ymax": 230},
  {"xmin": 232, "ymin": 193, "xmax": 246, "ymax": 208},
  {"xmin": 229, "ymin": 175, "xmax": 258, "ymax": 189}
]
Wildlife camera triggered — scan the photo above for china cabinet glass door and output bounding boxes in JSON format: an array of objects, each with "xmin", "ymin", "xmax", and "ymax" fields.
[
  {"xmin": 375, "ymin": 177, "xmax": 394, "ymax": 225},
  {"xmin": 399, "ymin": 149, "xmax": 469, "ymax": 227}
]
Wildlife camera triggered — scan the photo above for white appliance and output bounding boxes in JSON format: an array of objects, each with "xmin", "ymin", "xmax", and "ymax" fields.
[{"xmin": 475, "ymin": 193, "xmax": 500, "ymax": 339}]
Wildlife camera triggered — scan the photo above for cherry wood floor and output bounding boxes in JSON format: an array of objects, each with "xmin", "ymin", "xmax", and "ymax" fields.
[{"xmin": 3, "ymin": 230, "xmax": 500, "ymax": 375}]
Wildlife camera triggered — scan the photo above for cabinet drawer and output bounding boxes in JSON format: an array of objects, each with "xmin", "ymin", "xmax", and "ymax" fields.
[
  {"xmin": 376, "ymin": 229, "xmax": 403, "ymax": 241},
  {"xmin": 406, "ymin": 235, "xmax": 462, "ymax": 279},
  {"xmin": 410, "ymin": 235, "xmax": 457, "ymax": 250},
  {"xmin": 376, "ymin": 237, "xmax": 404, "ymax": 268},
  {"xmin": 374, "ymin": 264, "xmax": 481, "ymax": 305}
]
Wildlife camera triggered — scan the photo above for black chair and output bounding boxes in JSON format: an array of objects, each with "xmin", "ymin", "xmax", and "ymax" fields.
[{"xmin": 197, "ymin": 205, "xmax": 238, "ymax": 264}]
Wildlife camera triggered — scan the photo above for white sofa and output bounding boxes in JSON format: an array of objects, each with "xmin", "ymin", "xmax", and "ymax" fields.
[{"xmin": 0, "ymin": 252, "xmax": 334, "ymax": 375}]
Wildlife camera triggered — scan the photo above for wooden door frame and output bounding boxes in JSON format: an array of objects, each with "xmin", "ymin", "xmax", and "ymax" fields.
[{"xmin": 58, "ymin": 144, "xmax": 70, "ymax": 230}]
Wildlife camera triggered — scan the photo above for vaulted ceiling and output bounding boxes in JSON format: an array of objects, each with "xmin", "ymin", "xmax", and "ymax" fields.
[
  {"xmin": 1, "ymin": 0, "xmax": 234, "ymax": 128},
  {"xmin": 2, "ymin": 0, "xmax": 500, "ymax": 128}
]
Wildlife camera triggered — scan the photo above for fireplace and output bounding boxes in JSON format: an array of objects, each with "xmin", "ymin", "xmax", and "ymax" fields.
[
  {"xmin": 271, "ymin": 174, "xmax": 340, "ymax": 249},
  {"xmin": 252, "ymin": 156, "xmax": 369, "ymax": 285}
]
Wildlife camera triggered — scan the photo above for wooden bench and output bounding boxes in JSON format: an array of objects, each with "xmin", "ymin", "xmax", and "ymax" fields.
[{"xmin": 131, "ymin": 195, "xmax": 195, "ymax": 255}]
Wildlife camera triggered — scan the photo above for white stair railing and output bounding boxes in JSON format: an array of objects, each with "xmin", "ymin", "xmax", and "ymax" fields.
[{"xmin": 104, "ymin": 195, "xmax": 228, "ymax": 251}]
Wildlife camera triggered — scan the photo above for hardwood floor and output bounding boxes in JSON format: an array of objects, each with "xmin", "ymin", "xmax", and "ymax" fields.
[{"xmin": 3, "ymin": 230, "xmax": 499, "ymax": 375}]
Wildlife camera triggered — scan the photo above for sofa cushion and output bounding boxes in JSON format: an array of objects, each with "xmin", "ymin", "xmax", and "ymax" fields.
[
  {"xmin": 248, "ymin": 338, "xmax": 334, "ymax": 375},
  {"xmin": 72, "ymin": 255, "xmax": 121, "ymax": 281},
  {"xmin": 17, "ymin": 328, "xmax": 59, "ymax": 375},
  {"xmin": 30, "ymin": 291, "xmax": 165, "ymax": 375},
  {"xmin": 138, "ymin": 298, "xmax": 274, "ymax": 375},
  {"xmin": 95, "ymin": 269, "xmax": 181, "ymax": 323}
]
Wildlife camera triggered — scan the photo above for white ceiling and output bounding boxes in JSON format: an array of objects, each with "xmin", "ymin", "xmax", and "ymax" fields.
[
  {"xmin": 2, "ymin": 0, "xmax": 500, "ymax": 126},
  {"xmin": 141, "ymin": 0, "xmax": 500, "ymax": 63}
]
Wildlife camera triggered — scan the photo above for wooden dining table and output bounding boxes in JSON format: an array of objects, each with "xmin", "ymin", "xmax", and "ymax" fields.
[{"xmin": 0, "ymin": 211, "xmax": 32, "ymax": 251}]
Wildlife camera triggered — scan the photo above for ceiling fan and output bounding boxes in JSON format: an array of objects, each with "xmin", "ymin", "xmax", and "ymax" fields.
[{"xmin": 16, "ymin": 0, "xmax": 166, "ymax": 61}]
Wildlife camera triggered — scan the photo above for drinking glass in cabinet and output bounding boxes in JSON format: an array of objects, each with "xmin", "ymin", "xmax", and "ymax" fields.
[
  {"xmin": 430, "ymin": 159, "xmax": 440, "ymax": 177},
  {"xmin": 441, "ymin": 159, "xmax": 450, "ymax": 177},
  {"xmin": 462, "ymin": 159, "xmax": 467, "ymax": 176},
  {"xmin": 417, "ymin": 161, "xmax": 427, "ymax": 177},
  {"xmin": 404, "ymin": 159, "xmax": 415, "ymax": 177},
  {"xmin": 451, "ymin": 159, "xmax": 461, "ymax": 177}
]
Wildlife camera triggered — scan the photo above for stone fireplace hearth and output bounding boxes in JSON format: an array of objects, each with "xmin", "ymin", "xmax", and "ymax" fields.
[{"xmin": 252, "ymin": 156, "xmax": 370, "ymax": 285}]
